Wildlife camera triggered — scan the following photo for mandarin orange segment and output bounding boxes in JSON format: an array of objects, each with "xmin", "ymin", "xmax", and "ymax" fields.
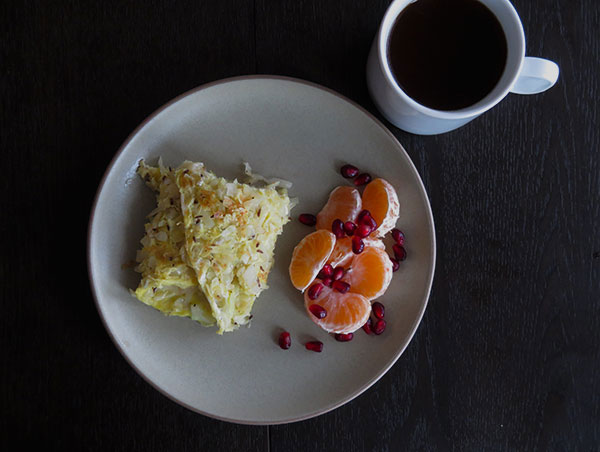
[
  {"xmin": 361, "ymin": 178, "xmax": 400, "ymax": 237},
  {"xmin": 327, "ymin": 236, "xmax": 385, "ymax": 268},
  {"xmin": 315, "ymin": 186, "xmax": 362, "ymax": 231},
  {"xmin": 345, "ymin": 246, "xmax": 393, "ymax": 300},
  {"xmin": 289, "ymin": 230, "xmax": 336, "ymax": 291},
  {"xmin": 327, "ymin": 237, "xmax": 354, "ymax": 268},
  {"xmin": 304, "ymin": 281, "xmax": 371, "ymax": 334}
]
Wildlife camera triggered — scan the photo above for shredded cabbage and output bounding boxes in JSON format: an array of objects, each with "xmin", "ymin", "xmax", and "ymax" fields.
[{"xmin": 132, "ymin": 159, "xmax": 293, "ymax": 334}]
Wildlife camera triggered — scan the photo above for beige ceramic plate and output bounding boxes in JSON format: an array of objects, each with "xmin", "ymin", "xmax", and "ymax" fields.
[{"xmin": 88, "ymin": 76, "xmax": 436, "ymax": 424}]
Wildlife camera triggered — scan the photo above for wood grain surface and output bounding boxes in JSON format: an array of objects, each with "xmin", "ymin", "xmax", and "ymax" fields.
[{"xmin": 1, "ymin": 0, "xmax": 598, "ymax": 450}]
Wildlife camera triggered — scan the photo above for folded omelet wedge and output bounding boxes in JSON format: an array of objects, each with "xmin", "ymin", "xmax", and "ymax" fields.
[{"xmin": 133, "ymin": 159, "xmax": 293, "ymax": 334}]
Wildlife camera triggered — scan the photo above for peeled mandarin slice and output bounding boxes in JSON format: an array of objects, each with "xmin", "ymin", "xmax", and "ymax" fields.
[
  {"xmin": 304, "ymin": 281, "xmax": 371, "ymax": 334},
  {"xmin": 345, "ymin": 246, "xmax": 393, "ymax": 300},
  {"xmin": 361, "ymin": 178, "xmax": 400, "ymax": 237},
  {"xmin": 316, "ymin": 186, "xmax": 362, "ymax": 231},
  {"xmin": 289, "ymin": 230, "xmax": 336, "ymax": 291},
  {"xmin": 327, "ymin": 236, "xmax": 386, "ymax": 268},
  {"xmin": 327, "ymin": 237, "xmax": 353, "ymax": 268}
]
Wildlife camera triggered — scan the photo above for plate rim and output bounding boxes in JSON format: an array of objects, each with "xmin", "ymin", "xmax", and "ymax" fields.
[{"xmin": 87, "ymin": 75, "xmax": 437, "ymax": 425}]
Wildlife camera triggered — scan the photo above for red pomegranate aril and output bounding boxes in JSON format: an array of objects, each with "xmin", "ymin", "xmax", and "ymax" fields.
[
  {"xmin": 298, "ymin": 213, "xmax": 317, "ymax": 226},
  {"xmin": 305, "ymin": 341, "xmax": 324, "ymax": 352},
  {"xmin": 332, "ymin": 280, "xmax": 350, "ymax": 293},
  {"xmin": 318, "ymin": 264, "xmax": 334, "ymax": 279},
  {"xmin": 332, "ymin": 219, "xmax": 345, "ymax": 239},
  {"xmin": 333, "ymin": 266, "xmax": 345, "ymax": 281},
  {"xmin": 360, "ymin": 214, "xmax": 378, "ymax": 231},
  {"xmin": 372, "ymin": 302, "xmax": 385, "ymax": 319},
  {"xmin": 334, "ymin": 333, "xmax": 354, "ymax": 342},
  {"xmin": 353, "ymin": 173, "xmax": 372, "ymax": 186},
  {"xmin": 343, "ymin": 221, "xmax": 357, "ymax": 236},
  {"xmin": 362, "ymin": 318, "xmax": 373, "ymax": 335},
  {"xmin": 391, "ymin": 228, "xmax": 405, "ymax": 245},
  {"xmin": 340, "ymin": 164, "xmax": 360, "ymax": 178},
  {"xmin": 390, "ymin": 256, "xmax": 400, "ymax": 272},
  {"xmin": 357, "ymin": 210, "xmax": 371, "ymax": 223},
  {"xmin": 321, "ymin": 277, "xmax": 333, "ymax": 288},
  {"xmin": 308, "ymin": 303, "xmax": 327, "ymax": 319},
  {"xmin": 355, "ymin": 223, "xmax": 373, "ymax": 238},
  {"xmin": 307, "ymin": 283, "xmax": 323, "ymax": 300},
  {"xmin": 352, "ymin": 235, "xmax": 365, "ymax": 254},
  {"xmin": 358, "ymin": 210, "xmax": 377, "ymax": 229},
  {"xmin": 279, "ymin": 331, "xmax": 291, "ymax": 349},
  {"xmin": 393, "ymin": 244, "xmax": 407, "ymax": 261},
  {"xmin": 373, "ymin": 319, "xmax": 386, "ymax": 335}
]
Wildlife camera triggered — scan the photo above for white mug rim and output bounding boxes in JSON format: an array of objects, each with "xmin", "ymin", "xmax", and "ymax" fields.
[{"xmin": 377, "ymin": 0, "xmax": 526, "ymax": 120}]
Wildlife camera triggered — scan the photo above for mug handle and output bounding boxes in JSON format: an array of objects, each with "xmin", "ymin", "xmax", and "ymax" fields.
[{"xmin": 510, "ymin": 57, "xmax": 560, "ymax": 95}]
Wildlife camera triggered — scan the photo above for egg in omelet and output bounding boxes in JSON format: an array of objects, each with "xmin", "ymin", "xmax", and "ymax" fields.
[{"xmin": 133, "ymin": 159, "xmax": 292, "ymax": 334}]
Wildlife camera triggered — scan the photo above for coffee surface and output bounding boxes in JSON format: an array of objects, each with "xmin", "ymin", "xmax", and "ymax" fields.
[{"xmin": 387, "ymin": 0, "xmax": 508, "ymax": 111}]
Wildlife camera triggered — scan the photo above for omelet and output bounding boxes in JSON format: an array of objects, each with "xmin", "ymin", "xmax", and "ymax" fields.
[{"xmin": 132, "ymin": 159, "xmax": 292, "ymax": 334}]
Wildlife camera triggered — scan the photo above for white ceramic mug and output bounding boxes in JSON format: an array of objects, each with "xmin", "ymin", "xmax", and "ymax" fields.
[{"xmin": 366, "ymin": 0, "xmax": 560, "ymax": 135}]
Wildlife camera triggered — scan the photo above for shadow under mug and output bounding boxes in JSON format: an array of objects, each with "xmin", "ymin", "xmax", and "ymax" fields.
[{"xmin": 366, "ymin": 0, "xmax": 560, "ymax": 135}]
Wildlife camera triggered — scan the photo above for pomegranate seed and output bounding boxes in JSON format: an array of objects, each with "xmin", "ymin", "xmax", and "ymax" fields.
[
  {"xmin": 343, "ymin": 221, "xmax": 357, "ymax": 236},
  {"xmin": 391, "ymin": 228, "xmax": 405, "ymax": 245},
  {"xmin": 352, "ymin": 235, "xmax": 365, "ymax": 254},
  {"xmin": 357, "ymin": 210, "xmax": 371, "ymax": 222},
  {"xmin": 355, "ymin": 223, "xmax": 373, "ymax": 238},
  {"xmin": 357, "ymin": 210, "xmax": 371, "ymax": 223},
  {"xmin": 307, "ymin": 283, "xmax": 323, "ymax": 300},
  {"xmin": 321, "ymin": 277, "xmax": 333, "ymax": 287},
  {"xmin": 372, "ymin": 302, "xmax": 385, "ymax": 319},
  {"xmin": 298, "ymin": 213, "xmax": 316, "ymax": 226},
  {"xmin": 362, "ymin": 318, "xmax": 373, "ymax": 335},
  {"xmin": 334, "ymin": 333, "xmax": 354, "ymax": 342},
  {"xmin": 340, "ymin": 164, "xmax": 359, "ymax": 178},
  {"xmin": 358, "ymin": 210, "xmax": 377, "ymax": 230},
  {"xmin": 390, "ymin": 256, "xmax": 400, "ymax": 272},
  {"xmin": 360, "ymin": 214, "xmax": 377, "ymax": 231},
  {"xmin": 279, "ymin": 331, "xmax": 291, "ymax": 349},
  {"xmin": 393, "ymin": 244, "xmax": 407, "ymax": 261},
  {"xmin": 309, "ymin": 304, "xmax": 327, "ymax": 319},
  {"xmin": 318, "ymin": 264, "xmax": 334, "ymax": 279},
  {"xmin": 305, "ymin": 341, "xmax": 324, "ymax": 352},
  {"xmin": 373, "ymin": 319, "xmax": 386, "ymax": 335},
  {"xmin": 333, "ymin": 266, "xmax": 345, "ymax": 280},
  {"xmin": 332, "ymin": 280, "xmax": 350, "ymax": 293},
  {"xmin": 353, "ymin": 173, "xmax": 372, "ymax": 186},
  {"xmin": 332, "ymin": 219, "xmax": 345, "ymax": 239}
]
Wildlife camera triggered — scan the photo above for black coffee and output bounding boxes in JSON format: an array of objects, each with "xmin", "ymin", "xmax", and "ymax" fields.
[{"xmin": 387, "ymin": 0, "xmax": 507, "ymax": 111}]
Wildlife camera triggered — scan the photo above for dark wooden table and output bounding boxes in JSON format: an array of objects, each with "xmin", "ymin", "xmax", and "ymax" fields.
[{"xmin": 2, "ymin": 0, "xmax": 598, "ymax": 450}]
